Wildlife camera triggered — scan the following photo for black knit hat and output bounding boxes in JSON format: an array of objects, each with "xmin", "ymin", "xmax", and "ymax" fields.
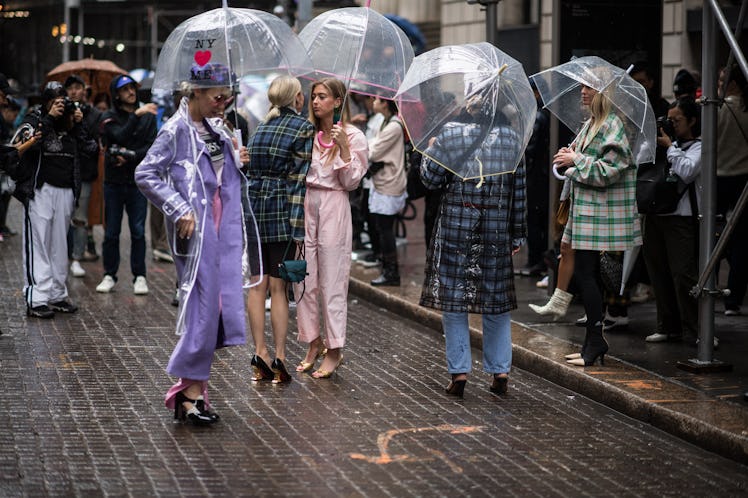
[
  {"xmin": 0, "ymin": 73, "xmax": 17, "ymax": 95},
  {"xmin": 41, "ymin": 81, "xmax": 67, "ymax": 103},
  {"xmin": 64, "ymin": 74, "xmax": 86, "ymax": 88},
  {"xmin": 673, "ymin": 69, "xmax": 697, "ymax": 97}
]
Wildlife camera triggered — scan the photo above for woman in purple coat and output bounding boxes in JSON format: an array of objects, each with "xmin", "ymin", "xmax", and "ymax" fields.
[{"xmin": 135, "ymin": 66, "xmax": 262, "ymax": 425}]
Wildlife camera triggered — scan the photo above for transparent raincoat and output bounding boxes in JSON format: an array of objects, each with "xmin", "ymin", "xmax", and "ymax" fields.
[{"xmin": 136, "ymin": 98, "xmax": 262, "ymax": 341}]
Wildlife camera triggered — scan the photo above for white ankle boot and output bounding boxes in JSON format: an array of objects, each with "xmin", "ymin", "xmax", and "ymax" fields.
[{"xmin": 529, "ymin": 288, "xmax": 573, "ymax": 319}]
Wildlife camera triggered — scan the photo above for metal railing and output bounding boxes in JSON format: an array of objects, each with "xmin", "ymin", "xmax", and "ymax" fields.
[{"xmin": 686, "ymin": 0, "xmax": 748, "ymax": 368}]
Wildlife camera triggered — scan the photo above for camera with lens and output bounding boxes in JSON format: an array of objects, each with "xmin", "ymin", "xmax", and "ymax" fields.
[
  {"xmin": 656, "ymin": 116, "xmax": 675, "ymax": 141},
  {"xmin": 62, "ymin": 97, "xmax": 80, "ymax": 115},
  {"xmin": 109, "ymin": 144, "xmax": 136, "ymax": 161}
]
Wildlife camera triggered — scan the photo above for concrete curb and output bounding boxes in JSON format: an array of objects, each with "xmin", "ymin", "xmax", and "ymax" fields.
[{"xmin": 349, "ymin": 277, "xmax": 748, "ymax": 464}]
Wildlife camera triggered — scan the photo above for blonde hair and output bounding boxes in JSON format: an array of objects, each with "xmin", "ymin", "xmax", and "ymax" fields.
[
  {"xmin": 583, "ymin": 91, "xmax": 612, "ymax": 148},
  {"xmin": 263, "ymin": 75, "xmax": 302, "ymax": 122},
  {"xmin": 178, "ymin": 81, "xmax": 195, "ymax": 100}
]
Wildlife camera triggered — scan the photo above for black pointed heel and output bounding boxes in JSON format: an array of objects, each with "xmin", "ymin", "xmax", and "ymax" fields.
[
  {"xmin": 567, "ymin": 334, "xmax": 609, "ymax": 367},
  {"xmin": 445, "ymin": 375, "xmax": 467, "ymax": 398},
  {"xmin": 490, "ymin": 375, "xmax": 508, "ymax": 395},
  {"xmin": 174, "ymin": 391, "xmax": 218, "ymax": 426},
  {"xmin": 271, "ymin": 358, "xmax": 292, "ymax": 384},
  {"xmin": 250, "ymin": 355, "xmax": 274, "ymax": 381}
]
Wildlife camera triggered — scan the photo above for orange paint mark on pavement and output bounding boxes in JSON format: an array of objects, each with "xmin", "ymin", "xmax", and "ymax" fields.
[
  {"xmin": 349, "ymin": 424, "xmax": 484, "ymax": 473},
  {"xmin": 648, "ymin": 399, "xmax": 716, "ymax": 404},
  {"xmin": 620, "ymin": 380, "xmax": 663, "ymax": 390}
]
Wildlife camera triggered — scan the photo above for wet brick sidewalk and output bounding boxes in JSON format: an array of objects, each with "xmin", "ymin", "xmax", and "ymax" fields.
[{"xmin": 1, "ymin": 245, "xmax": 747, "ymax": 495}]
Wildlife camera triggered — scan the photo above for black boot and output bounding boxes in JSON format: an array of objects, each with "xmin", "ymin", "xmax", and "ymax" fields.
[
  {"xmin": 371, "ymin": 254, "xmax": 400, "ymax": 286},
  {"xmin": 567, "ymin": 323, "xmax": 608, "ymax": 366}
]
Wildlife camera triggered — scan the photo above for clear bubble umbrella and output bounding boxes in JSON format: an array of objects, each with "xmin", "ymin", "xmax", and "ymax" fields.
[
  {"xmin": 152, "ymin": 6, "xmax": 312, "ymax": 94},
  {"xmin": 530, "ymin": 55, "xmax": 656, "ymax": 165},
  {"xmin": 298, "ymin": 3, "xmax": 414, "ymax": 100},
  {"xmin": 395, "ymin": 42, "xmax": 536, "ymax": 182}
]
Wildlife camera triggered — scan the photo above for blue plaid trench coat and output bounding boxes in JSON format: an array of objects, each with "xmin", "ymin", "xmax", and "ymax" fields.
[
  {"xmin": 247, "ymin": 108, "xmax": 314, "ymax": 242},
  {"xmin": 419, "ymin": 122, "xmax": 527, "ymax": 314}
]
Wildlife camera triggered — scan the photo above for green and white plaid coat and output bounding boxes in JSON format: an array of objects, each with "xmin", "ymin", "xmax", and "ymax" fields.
[{"xmin": 562, "ymin": 112, "xmax": 642, "ymax": 251}]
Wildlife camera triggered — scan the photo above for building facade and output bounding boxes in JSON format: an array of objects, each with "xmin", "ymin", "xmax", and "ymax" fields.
[{"xmin": 0, "ymin": 1, "xmax": 744, "ymax": 100}]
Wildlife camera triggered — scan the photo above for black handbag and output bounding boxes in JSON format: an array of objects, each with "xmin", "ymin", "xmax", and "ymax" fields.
[
  {"xmin": 636, "ymin": 162, "xmax": 689, "ymax": 214},
  {"xmin": 636, "ymin": 140, "xmax": 699, "ymax": 214},
  {"xmin": 599, "ymin": 251, "xmax": 623, "ymax": 295},
  {"xmin": 406, "ymin": 153, "xmax": 428, "ymax": 200},
  {"xmin": 365, "ymin": 160, "xmax": 385, "ymax": 179},
  {"xmin": 278, "ymin": 240, "xmax": 307, "ymax": 283}
]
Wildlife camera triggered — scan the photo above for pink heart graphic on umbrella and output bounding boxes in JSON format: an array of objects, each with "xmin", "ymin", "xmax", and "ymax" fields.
[{"xmin": 194, "ymin": 50, "xmax": 212, "ymax": 67}]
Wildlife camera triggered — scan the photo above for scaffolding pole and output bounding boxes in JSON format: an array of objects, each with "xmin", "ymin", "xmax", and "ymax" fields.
[{"xmin": 679, "ymin": 0, "xmax": 748, "ymax": 373}]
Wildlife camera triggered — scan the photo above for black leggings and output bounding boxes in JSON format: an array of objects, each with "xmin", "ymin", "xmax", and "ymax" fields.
[{"xmin": 575, "ymin": 249, "xmax": 603, "ymax": 329}]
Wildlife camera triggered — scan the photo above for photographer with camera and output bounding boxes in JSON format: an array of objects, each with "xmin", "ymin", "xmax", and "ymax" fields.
[
  {"xmin": 642, "ymin": 98, "xmax": 703, "ymax": 345},
  {"xmin": 12, "ymin": 81, "xmax": 97, "ymax": 318},
  {"xmin": 64, "ymin": 74, "xmax": 102, "ymax": 277},
  {"xmin": 96, "ymin": 74, "xmax": 157, "ymax": 295}
]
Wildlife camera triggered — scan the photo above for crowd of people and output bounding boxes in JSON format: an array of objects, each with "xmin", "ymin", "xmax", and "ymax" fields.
[
  {"xmin": 527, "ymin": 63, "xmax": 748, "ymax": 354},
  {"xmin": 0, "ymin": 55, "xmax": 746, "ymax": 423}
]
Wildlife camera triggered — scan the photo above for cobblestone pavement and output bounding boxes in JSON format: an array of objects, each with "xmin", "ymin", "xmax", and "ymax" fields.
[{"xmin": 1, "ymin": 219, "xmax": 747, "ymax": 497}]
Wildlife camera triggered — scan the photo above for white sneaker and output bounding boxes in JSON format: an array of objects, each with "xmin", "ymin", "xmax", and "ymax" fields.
[
  {"xmin": 96, "ymin": 275, "xmax": 116, "ymax": 293},
  {"xmin": 133, "ymin": 276, "xmax": 149, "ymax": 295},
  {"xmin": 536, "ymin": 275, "xmax": 549, "ymax": 288},
  {"xmin": 630, "ymin": 283, "xmax": 654, "ymax": 303},
  {"xmin": 265, "ymin": 297, "xmax": 271, "ymax": 310},
  {"xmin": 70, "ymin": 260, "xmax": 86, "ymax": 278},
  {"xmin": 152, "ymin": 248, "xmax": 174, "ymax": 263},
  {"xmin": 604, "ymin": 312, "xmax": 629, "ymax": 329},
  {"xmin": 645, "ymin": 332, "xmax": 682, "ymax": 343}
]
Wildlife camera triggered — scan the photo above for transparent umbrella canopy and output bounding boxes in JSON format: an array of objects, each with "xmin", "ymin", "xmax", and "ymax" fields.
[
  {"xmin": 152, "ymin": 7, "xmax": 312, "ymax": 93},
  {"xmin": 532, "ymin": 56, "xmax": 652, "ymax": 295},
  {"xmin": 395, "ymin": 42, "xmax": 536, "ymax": 181},
  {"xmin": 298, "ymin": 5, "xmax": 414, "ymax": 99},
  {"xmin": 530, "ymin": 55, "xmax": 656, "ymax": 165}
]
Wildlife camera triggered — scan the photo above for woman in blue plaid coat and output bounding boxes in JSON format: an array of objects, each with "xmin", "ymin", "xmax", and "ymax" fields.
[{"xmin": 419, "ymin": 103, "xmax": 527, "ymax": 398}]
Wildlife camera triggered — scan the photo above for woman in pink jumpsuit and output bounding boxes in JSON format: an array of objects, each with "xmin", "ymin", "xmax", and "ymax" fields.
[{"xmin": 295, "ymin": 78, "xmax": 368, "ymax": 378}]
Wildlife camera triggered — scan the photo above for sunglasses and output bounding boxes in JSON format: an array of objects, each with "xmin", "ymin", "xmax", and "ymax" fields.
[{"xmin": 208, "ymin": 92, "xmax": 232, "ymax": 104}]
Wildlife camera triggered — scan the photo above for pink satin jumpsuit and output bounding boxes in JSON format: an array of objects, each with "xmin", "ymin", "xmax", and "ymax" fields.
[{"xmin": 296, "ymin": 124, "xmax": 368, "ymax": 349}]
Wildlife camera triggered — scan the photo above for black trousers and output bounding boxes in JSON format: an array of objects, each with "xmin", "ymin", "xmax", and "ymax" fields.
[
  {"xmin": 370, "ymin": 212, "xmax": 397, "ymax": 261},
  {"xmin": 642, "ymin": 214, "xmax": 698, "ymax": 338},
  {"xmin": 717, "ymin": 175, "xmax": 748, "ymax": 310}
]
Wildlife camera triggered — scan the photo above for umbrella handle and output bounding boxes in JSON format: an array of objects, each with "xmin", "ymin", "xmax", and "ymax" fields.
[
  {"xmin": 317, "ymin": 131, "xmax": 334, "ymax": 149},
  {"xmin": 552, "ymin": 163, "xmax": 566, "ymax": 181},
  {"xmin": 317, "ymin": 121, "xmax": 342, "ymax": 149}
]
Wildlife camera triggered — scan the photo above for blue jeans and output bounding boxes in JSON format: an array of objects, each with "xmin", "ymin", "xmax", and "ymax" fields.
[
  {"xmin": 442, "ymin": 311, "xmax": 512, "ymax": 375},
  {"xmin": 102, "ymin": 183, "xmax": 147, "ymax": 280}
]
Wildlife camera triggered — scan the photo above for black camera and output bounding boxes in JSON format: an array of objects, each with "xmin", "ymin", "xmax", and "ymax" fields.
[
  {"xmin": 62, "ymin": 97, "xmax": 80, "ymax": 115},
  {"xmin": 656, "ymin": 116, "xmax": 675, "ymax": 141},
  {"xmin": 365, "ymin": 160, "xmax": 385, "ymax": 179},
  {"xmin": 109, "ymin": 144, "xmax": 136, "ymax": 161}
]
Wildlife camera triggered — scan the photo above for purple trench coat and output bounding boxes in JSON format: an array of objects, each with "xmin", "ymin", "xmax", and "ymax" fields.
[{"xmin": 135, "ymin": 101, "xmax": 259, "ymax": 380}]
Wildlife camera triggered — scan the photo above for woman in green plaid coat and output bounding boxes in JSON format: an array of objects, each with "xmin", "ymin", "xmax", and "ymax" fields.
[{"xmin": 553, "ymin": 85, "xmax": 641, "ymax": 367}]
